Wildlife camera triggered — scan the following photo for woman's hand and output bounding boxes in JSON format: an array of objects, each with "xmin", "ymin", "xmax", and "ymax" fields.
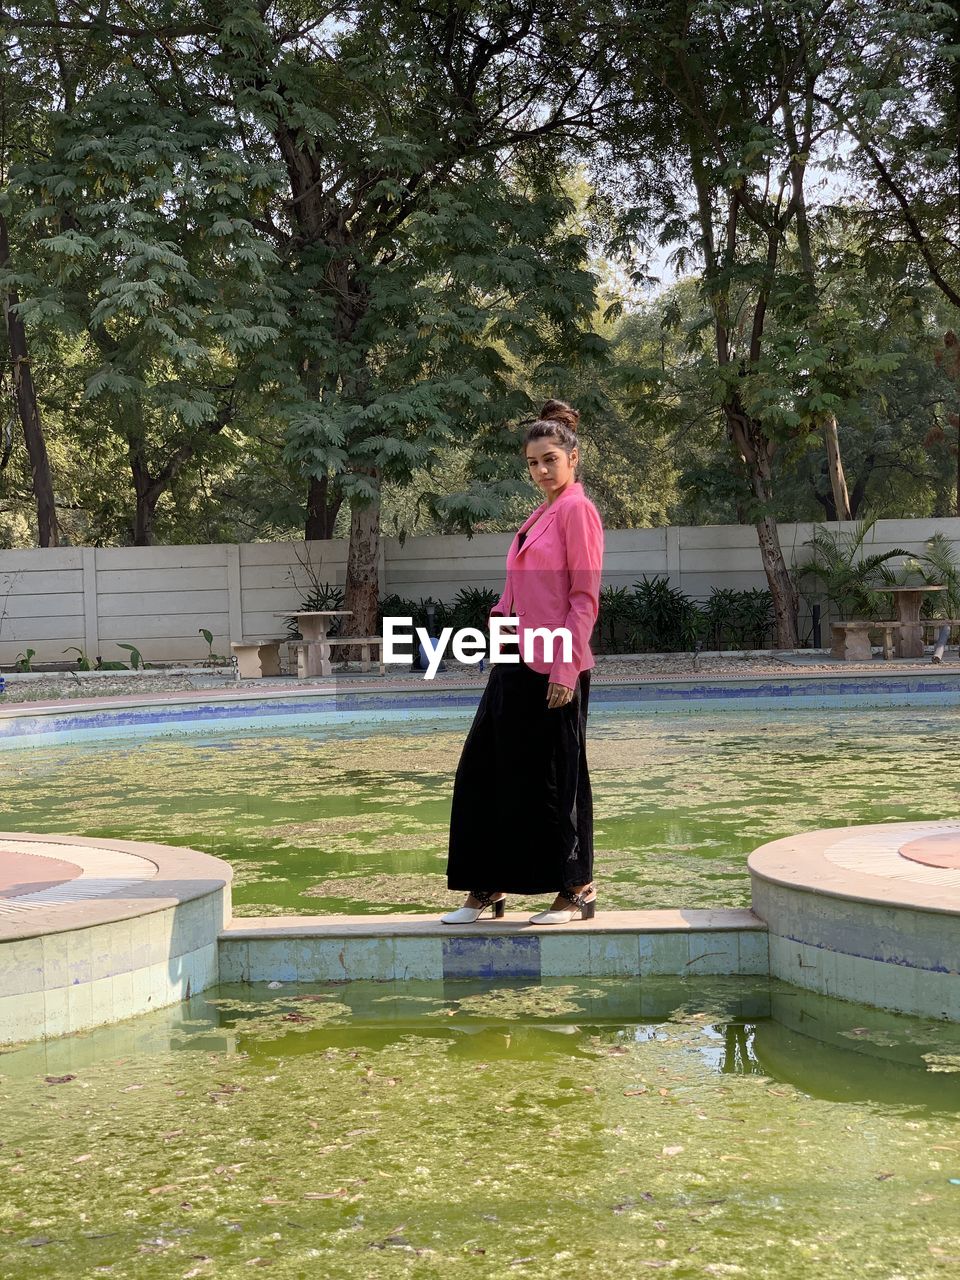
[{"xmin": 546, "ymin": 681, "xmax": 574, "ymax": 709}]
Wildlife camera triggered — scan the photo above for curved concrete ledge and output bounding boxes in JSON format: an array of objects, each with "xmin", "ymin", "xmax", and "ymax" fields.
[
  {"xmin": 0, "ymin": 833, "xmax": 232, "ymax": 1045},
  {"xmin": 750, "ymin": 821, "xmax": 960, "ymax": 1020}
]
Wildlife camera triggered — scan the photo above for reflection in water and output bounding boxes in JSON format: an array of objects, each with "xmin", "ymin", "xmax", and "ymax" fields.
[{"xmin": 3, "ymin": 978, "xmax": 960, "ymax": 1278}]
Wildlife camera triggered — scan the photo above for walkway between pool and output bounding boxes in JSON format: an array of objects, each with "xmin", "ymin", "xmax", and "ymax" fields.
[
  {"xmin": 219, "ymin": 909, "xmax": 767, "ymax": 983},
  {"xmin": 5, "ymin": 819, "xmax": 960, "ymax": 1045}
]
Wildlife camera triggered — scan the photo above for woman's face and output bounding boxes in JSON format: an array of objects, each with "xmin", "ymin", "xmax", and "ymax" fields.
[{"xmin": 525, "ymin": 437, "xmax": 578, "ymax": 500}]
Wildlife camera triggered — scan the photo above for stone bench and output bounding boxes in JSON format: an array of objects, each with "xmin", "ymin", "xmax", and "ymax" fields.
[
  {"xmin": 830, "ymin": 620, "xmax": 900, "ymax": 662},
  {"xmin": 290, "ymin": 635, "xmax": 385, "ymax": 678},
  {"xmin": 230, "ymin": 640, "xmax": 284, "ymax": 679}
]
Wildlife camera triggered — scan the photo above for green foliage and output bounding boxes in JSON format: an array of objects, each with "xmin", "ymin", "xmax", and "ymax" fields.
[
  {"xmin": 626, "ymin": 577, "xmax": 703, "ymax": 654},
  {"xmin": 14, "ymin": 648, "xmax": 35, "ymax": 672},
  {"xmin": 377, "ymin": 594, "xmax": 452, "ymax": 632},
  {"xmin": 701, "ymin": 589, "xmax": 775, "ymax": 651},
  {"xmin": 448, "ymin": 588, "xmax": 501, "ymax": 634},
  {"xmin": 597, "ymin": 585, "xmax": 635, "ymax": 652},
  {"xmin": 198, "ymin": 628, "xmax": 227, "ymax": 664},
  {"xmin": 115, "ymin": 643, "xmax": 145, "ymax": 670},
  {"xmin": 3, "ymin": 0, "xmax": 960, "ymax": 559},
  {"xmin": 795, "ymin": 520, "xmax": 910, "ymax": 620},
  {"xmin": 918, "ymin": 534, "xmax": 960, "ymax": 618},
  {"xmin": 286, "ymin": 583, "xmax": 345, "ymax": 640},
  {"xmin": 595, "ymin": 579, "xmax": 775, "ymax": 654},
  {"xmin": 63, "ymin": 646, "xmax": 92, "ymax": 671}
]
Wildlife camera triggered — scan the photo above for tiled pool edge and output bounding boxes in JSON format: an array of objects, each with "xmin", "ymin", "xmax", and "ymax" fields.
[
  {"xmin": 218, "ymin": 909, "xmax": 770, "ymax": 984},
  {"xmin": 751, "ymin": 824, "xmax": 960, "ymax": 1021},
  {"xmin": 4, "ymin": 669, "xmax": 960, "ymax": 747},
  {"xmin": 7, "ymin": 813, "xmax": 960, "ymax": 1044},
  {"xmin": 0, "ymin": 835, "xmax": 231, "ymax": 1046}
]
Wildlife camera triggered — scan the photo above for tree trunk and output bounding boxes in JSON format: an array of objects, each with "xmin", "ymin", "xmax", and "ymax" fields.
[
  {"xmin": 305, "ymin": 473, "xmax": 342, "ymax": 540},
  {"xmin": 823, "ymin": 414, "xmax": 852, "ymax": 521},
  {"xmin": 131, "ymin": 482, "xmax": 161, "ymax": 546},
  {"xmin": 343, "ymin": 466, "xmax": 381, "ymax": 658},
  {"xmin": 726, "ymin": 404, "xmax": 799, "ymax": 648},
  {"xmin": 0, "ymin": 211, "xmax": 59, "ymax": 547},
  {"xmin": 128, "ymin": 436, "xmax": 161, "ymax": 546},
  {"xmin": 754, "ymin": 509, "xmax": 798, "ymax": 649}
]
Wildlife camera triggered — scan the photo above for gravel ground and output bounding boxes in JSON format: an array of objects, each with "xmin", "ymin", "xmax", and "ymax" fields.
[{"xmin": 1, "ymin": 648, "xmax": 957, "ymax": 705}]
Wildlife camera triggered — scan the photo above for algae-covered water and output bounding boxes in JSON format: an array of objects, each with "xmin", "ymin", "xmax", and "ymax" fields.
[
  {"xmin": 3, "ymin": 703, "xmax": 960, "ymax": 914},
  {"xmin": 3, "ymin": 978, "xmax": 960, "ymax": 1278}
]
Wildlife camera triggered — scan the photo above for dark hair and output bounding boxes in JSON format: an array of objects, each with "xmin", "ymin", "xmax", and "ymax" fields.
[{"xmin": 522, "ymin": 399, "xmax": 580, "ymax": 460}]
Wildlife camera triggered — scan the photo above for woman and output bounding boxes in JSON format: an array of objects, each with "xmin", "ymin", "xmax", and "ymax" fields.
[{"xmin": 443, "ymin": 399, "xmax": 604, "ymax": 925}]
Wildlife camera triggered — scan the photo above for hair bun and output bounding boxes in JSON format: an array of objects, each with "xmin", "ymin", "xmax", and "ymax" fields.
[{"xmin": 539, "ymin": 398, "xmax": 580, "ymax": 430}]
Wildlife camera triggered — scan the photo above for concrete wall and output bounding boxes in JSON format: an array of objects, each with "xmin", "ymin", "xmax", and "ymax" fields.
[{"xmin": 2, "ymin": 517, "xmax": 958, "ymax": 665}]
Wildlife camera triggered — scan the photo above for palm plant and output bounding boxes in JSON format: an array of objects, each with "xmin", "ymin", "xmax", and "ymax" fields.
[
  {"xmin": 795, "ymin": 519, "xmax": 909, "ymax": 621},
  {"xmin": 917, "ymin": 533, "xmax": 960, "ymax": 617}
]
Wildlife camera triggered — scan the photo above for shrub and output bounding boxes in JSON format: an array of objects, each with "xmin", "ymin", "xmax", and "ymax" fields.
[
  {"xmin": 627, "ymin": 577, "xmax": 703, "ymax": 653},
  {"xmin": 287, "ymin": 582, "xmax": 345, "ymax": 638}
]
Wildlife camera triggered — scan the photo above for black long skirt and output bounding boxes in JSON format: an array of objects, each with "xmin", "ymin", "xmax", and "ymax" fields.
[{"xmin": 446, "ymin": 661, "xmax": 593, "ymax": 895}]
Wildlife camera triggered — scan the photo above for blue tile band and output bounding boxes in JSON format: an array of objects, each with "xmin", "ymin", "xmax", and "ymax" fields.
[
  {"xmin": 441, "ymin": 935, "xmax": 542, "ymax": 980},
  {"xmin": 4, "ymin": 674, "xmax": 960, "ymax": 746}
]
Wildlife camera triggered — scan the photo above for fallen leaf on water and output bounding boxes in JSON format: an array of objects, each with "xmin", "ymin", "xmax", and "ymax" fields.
[{"xmin": 624, "ymin": 1088, "xmax": 648, "ymax": 1096}]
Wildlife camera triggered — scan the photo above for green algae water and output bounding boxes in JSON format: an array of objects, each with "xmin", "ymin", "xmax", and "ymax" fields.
[
  {"xmin": 3, "ymin": 978, "xmax": 960, "ymax": 1278},
  {"xmin": 3, "ymin": 703, "xmax": 960, "ymax": 915}
]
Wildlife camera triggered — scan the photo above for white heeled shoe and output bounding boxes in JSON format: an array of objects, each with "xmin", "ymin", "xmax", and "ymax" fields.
[
  {"xmin": 440, "ymin": 892, "xmax": 506, "ymax": 925},
  {"xmin": 529, "ymin": 886, "xmax": 597, "ymax": 925}
]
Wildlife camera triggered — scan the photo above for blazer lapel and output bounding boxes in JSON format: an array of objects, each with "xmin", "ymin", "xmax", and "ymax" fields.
[
  {"xmin": 516, "ymin": 504, "xmax": 559, "ymax": 556},
  {"xmin": 516, "ymin": 483, "xmax": 581, "ymax": 557}
]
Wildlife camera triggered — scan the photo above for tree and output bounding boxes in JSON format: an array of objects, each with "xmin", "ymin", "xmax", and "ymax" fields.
[
  {"xmin": 204, "ymin": 0, "xmax": 618, "ymax": 634},
  {"xmin": 828, "ymin": 0, "xmax": 960, "ymax": 312},
  {"xmin": 606, "ymin": 0, "xmax": 868, "ymax": 646},
  {"xmin": 0, "ymin": 15, "xmax": 61, "ymax": 545}
]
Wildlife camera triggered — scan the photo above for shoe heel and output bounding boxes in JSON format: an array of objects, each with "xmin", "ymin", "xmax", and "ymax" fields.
[
  {"xmin": 493, "ymin": 899, "xmax": 506, "ymax": 919},
  {"xmin": 581, "ymin": 900, "xmax": 596, "ymax": 921}
]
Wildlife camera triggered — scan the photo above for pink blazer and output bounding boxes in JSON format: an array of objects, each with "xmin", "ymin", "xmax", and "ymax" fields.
[{"xmin": 490, "ymin": 481, "xmax": 604, "ymax": 690}]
